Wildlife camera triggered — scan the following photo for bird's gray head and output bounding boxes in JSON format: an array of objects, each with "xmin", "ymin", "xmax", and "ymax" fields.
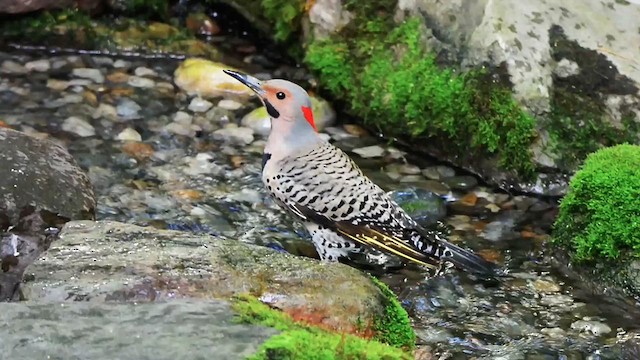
[{"xmin": 223, "ymin": 70, "xmax": 318, "ymax": 139}]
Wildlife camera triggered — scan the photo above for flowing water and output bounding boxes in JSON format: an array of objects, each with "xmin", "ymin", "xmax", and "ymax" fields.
[{"xmin": 1, "ymin": 12, "xmax": 639, "ymax": 359}]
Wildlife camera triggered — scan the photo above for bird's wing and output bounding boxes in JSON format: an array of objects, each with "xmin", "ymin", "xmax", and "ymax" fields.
[{"xmin": 266, "ymin": 142, "xmax": 446, "ymax": 268}]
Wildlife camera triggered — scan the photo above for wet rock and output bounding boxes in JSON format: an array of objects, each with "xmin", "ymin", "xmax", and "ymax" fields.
[
  {"xmin": 213, "ymin": 125, "xmax": 254, "ymax": 145},
  {"xmin": 390, "ymin": 188, "xmax": 447, "ymax": 226},
  {"xmin": 352, "ymin": 145, "xmax": 385, "ymax": 158},
  {"xmin": 134, "ymin": 66, "xmax": 157, "ymax": 77},
  {"xmin": 188, "ymin": 97, "xmax": 214, "ymax": 113},
  {"xmin": 24, "ymin": 59, "xmax": 50, "ymax": 72},
  {"xmin": 0, "ymin": 128, "xmax": 95, "ymax": 300},
  {"xmin": 72, "ymin": 68, "xmax": 104, "ymax": 83},
  {"xmin": 62, "ymin": 116, "xmax": 96, "ymax": 137},
  {"xmin": 115, "ymin": 128, "xmax": 142, "ymax": 142},
  {"xmin": 116, "ymin": 98, "xmax": 142, "ymax": 120},
  {"xmin": 22, "ymin": 220, "xmax": 392, "ymax": 332},
  {"xmin": 218, "ymin": 99, "xmax": 243, "ymax": 111},
  {"xmin": 570, "ymin": 320, "xmax": 612, "ymax": 336},
  {"xmin": 422, "ymin": 165, "xmax": 455, "ymax": 180},
  {"xmin": 174, "ymin": 58, "xmax": 253, "ymax": 99},
  {"xmin": 443, "ymin": 175, "xmax": 478, "ymax": 191},
  {"xmin": 127, "ymin": 75, "xmax": 155, "ymax": 88},
  {"xmin": 0, "ymin": 300, "xmax": 277, "ymax": 359},
  {"xmin": 0, "ymin": 60, "xmax": 28, "ymax": 74}
]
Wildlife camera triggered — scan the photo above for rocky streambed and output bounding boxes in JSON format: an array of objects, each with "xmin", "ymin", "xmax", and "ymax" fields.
[{"xmin": 1, "ymin": 48, "xmax": 639, "ymax": 359}]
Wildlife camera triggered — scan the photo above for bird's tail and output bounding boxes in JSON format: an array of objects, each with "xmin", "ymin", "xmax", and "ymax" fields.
[{"xmin": 440, "ymin": 240, "xmax": 498, "ymax": 278}]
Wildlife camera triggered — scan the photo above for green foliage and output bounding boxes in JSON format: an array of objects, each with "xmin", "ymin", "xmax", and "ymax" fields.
[
  {"xmin": 232, "ymin": 295, "xmax": 412, "ymax": 360},
  {"xmin": 0, "ymin": 9, "xmax": 98, "ymax": 43},
  {"xmin": 261, "ymin": 0, "xmax": 306, "ymax": 42},
  {"xmin": 119, "ymin": 0, "xmax": 169, "ymax": 18},
  {"xmin": 553, "ymin": 144, "xmax": 640, "ymax": 261},
  {"xmin": 370, "ymin": 277, "xmax": 415, "ymax": 350},
  {"xmin": 305, "ymin": 18, "xmax": 537, "ymax": 176}
]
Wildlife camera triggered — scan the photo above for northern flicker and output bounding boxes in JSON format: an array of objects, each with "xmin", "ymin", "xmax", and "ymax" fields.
[{"xmin": 224, "ymin": 70, "xmax": 496, "ymax": 277}]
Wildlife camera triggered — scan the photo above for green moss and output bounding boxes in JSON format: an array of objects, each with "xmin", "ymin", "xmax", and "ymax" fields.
[
  {"xmin": 370, "ymin": 277, "xmax": 416, "ymax": 350},
  {"xmin": 232, "ymin": 295, "xmax": 412, "ymax": 360},
  {"xmin": 546, "ymin": 88, "xmax": 640, "ymax": 169},
  {"xmin": 260, "ymin": 0, "xmax": 306, "ymax": 42},
  {"xmin": 305, "ymin": 17, "xmax": 537, "ymax": 176},
  {"xmin": 0, "ymin": 10, "xmax": 219, "ymax": 59},
  {"xmin": 552, "ymin": 144, "xmax": 640, "ymax": 261}
]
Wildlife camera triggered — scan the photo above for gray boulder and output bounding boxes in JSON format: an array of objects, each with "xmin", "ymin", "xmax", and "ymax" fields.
[{"xmin": 0, "ymin": 128, "xmax": 95, "ymax": 300}]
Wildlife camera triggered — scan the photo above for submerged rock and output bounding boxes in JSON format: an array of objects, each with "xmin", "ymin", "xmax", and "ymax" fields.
[{"xmin": 174, "ymin": 58, "xmax": 254, "ymax": 99}]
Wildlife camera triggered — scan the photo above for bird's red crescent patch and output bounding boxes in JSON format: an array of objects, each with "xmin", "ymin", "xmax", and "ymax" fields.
[{"xmin": 301, "ymin": 106, "xmax": 317, "ymax": 132}]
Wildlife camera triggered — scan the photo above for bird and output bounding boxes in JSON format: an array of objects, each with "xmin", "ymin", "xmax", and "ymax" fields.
[{"xmin": 223, "ymin": 69, "xmax": 497, "ymax": 277}]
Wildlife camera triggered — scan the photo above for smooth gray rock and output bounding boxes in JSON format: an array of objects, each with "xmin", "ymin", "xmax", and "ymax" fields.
[
  {"xmin": 0, "ymin": 128, "xmax": 96, "ymax": 228},
  {"xmin": 0, "ymin": 300, "xmax": 278, "ymax": 360}
]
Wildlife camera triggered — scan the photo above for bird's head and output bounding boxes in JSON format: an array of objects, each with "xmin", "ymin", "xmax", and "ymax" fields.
[{"xmin": 223, "ymin": 70, "xmax": 318, "ymax": 142}]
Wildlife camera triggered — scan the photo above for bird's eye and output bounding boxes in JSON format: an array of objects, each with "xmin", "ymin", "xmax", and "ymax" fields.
[{"xmin": 276, "ymin": 92, "xmax": 286, "ymax": 100}]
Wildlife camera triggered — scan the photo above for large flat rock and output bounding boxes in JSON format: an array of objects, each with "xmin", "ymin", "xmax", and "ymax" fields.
[{"xmin": 22, "ymin": 220, "xmax": 388, "ymax": 333}]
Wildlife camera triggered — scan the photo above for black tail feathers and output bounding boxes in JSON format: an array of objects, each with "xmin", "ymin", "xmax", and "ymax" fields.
[{"xmin": 441, "ymin": 241, "xmax": 499, "ymax": 278}]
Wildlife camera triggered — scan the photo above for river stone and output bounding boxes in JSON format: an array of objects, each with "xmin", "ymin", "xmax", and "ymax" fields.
[
  {"xmin": 173, "ymin": 58, "xmax": 254, "ymax": 99},
  {"xmin": 0, "ymin": 300, "xmax": 278, "ymax": 360},
  {"xmin": 0, "ymin": 128, "xmax": 96, "ymax": 228},
  {"xmin": 22, "ymin": 220, "xmax": 390, "ymax": 332}
]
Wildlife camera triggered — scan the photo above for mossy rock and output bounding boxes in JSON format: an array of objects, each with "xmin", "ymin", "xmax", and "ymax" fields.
[
  {"xmin": 552, "ymin": 144, "xmax": 640, "ymax": 298},
  {"xmin": 233, "ymin": 291, "xmax": 414, "ymax": 359}
]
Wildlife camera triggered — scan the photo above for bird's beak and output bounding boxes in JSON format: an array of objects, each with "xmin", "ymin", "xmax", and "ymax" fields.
[{"xmin": 223, "ymin": 69, "xmax": 265, "ymax": 96}]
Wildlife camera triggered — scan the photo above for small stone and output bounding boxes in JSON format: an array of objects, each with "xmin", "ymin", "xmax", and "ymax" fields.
[
  {"xmin": 62, "ymin": 116, "xmax": 96, "ymax": 137},
  {"xmin": 164, "ymin": 122, "xmax": 193, "ymax": 137},
  {"xmin": 72, "ymin": 68, "xmax": 105, "ymax": 83},
  {"xmin": 1, "ymin": 60, "xmax": 28, "ymax": 74},
  {"xmin": 422, "ymin": 165, "xmax": 455, "ymax": 180},
  {"xmin": 324, "ymin": 127, "xmax": 355, "ymax": 141},
  {"xmin": 229, "ymin": 188, "xmax": 262, "ymax": 204},
  {"xmin": 107, "ymin": 71, "xmax": 130, "ymax": 83},
  {"xmin": 174, "ymin": 111, "xmax": 193, "ymax": 124},
  {"xmin": 400, "ymin": 175, "xmax": 424, "ymax": 183},
  {"xmin": 343, "ymin": 124, "xmax": 369, "ymax": 137},
  {"xmin": 570, "ymin": 320, "xmax": 612, "ymax": 336},
  {"xmin": 82, "ymin": 91, "xmax": 98, "ymax": 107},
  {"xmin": 387, "ymin": 163, "xmax": 421, "ymax": 175},
  {"xmin": 352, "ymin": 145, "xmax": 385, "ymax": 158},
  {"xmin": 128, "ymin": 76, "xmax": 156, "ymax": 88},
  {"xmin": 115, "ymin": 128, "xmax": 142, "ymax": 142},
  {"xmin": 93, "ymin": 103, "xmax": 118, "ymax": 121},
  {"xmin": 134, "ymin": 67, "xmax": 157, "ymax": 77},
  {"xmin": 113, "ymin": 59, "xmax": 130, "ymax": 69},
  {"xmin": 533, "ymin": 279, "xmax": 561, "ymax": 293},
  {"xmin": 447, "ymin": 215, "xmax": 474, "ymax": 232},
  {"xmin": 485, "ymin": 203, "xmax": 501, "ymax": 213},
  {"xmin": 46, "ymin": 79, "xmax": 70, "ymax": 91},
  {"xmin": 541, "ymin": 327, "xmax": 566, "ymax": 339},
  {"xmin": 174, "ymin": 58, "xmax": 254, "ymax": 98},
  {"xmin": 459, "ymin": 192, "xmax": 478, "ymax": 206},
  {"xmin": 116, "ymin": 98, "xmax": 142, "ymax": 120},
  {"xmin": 25, "ymin": 59, "xmax": 51, "ymax": 72},
  {"xmin": 554, "ymin": 58, "xmax": 580, "ymax": 78},
  {"xmin": 92, "ymin": 57, "xmax": 114, "ymax": 67},
  {"xmin": 217, "ymin": 99, "xmax": 243, "ymax": 111},
  {"xmin": 170, "ymin": 189, "xmax": 203, "ymax": 201},
  {"xmin": 419, "ymin": 180, "xmax": 451, "ymax": 196},
  {"xmin": 212, "ymin": 126, "xmax": 254, "ymax": 145},
  {"xmin": 188, "ymin": 97, "xmax": 214, "ymax": 113},
  {"xmin": 540, "ymin": 294, "xmax": 574, "ymax": 307},
  {"xmin": 241, "ymin": 107, "xmax": 270, "ymax": 137},
  {"xmin": 443, "ymin": 175, "xmax": 478, "ymax": 191},
  {"xmin": 121, "ymin": 142, "xmax": 155, "ymax": 160},
  {"xmin": 190, "ymin": 207, "xmax": 207, "ymax": 216}
]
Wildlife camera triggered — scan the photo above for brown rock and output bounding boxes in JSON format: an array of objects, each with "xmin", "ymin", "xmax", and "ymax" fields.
[{"xmin": 121, "ymin": 142, "xmax": 154, "ymax": 160}]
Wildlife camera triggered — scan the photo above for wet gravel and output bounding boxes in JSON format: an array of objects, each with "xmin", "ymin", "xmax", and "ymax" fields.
[{"xmin": 1, "ymin": 51, "xmax": 638, "ymax": 359}]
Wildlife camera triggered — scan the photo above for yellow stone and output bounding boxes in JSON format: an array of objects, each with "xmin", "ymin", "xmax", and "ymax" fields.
[{"xmin": 173, "ymin": 58, "xmax": 254, "ymax": 99}]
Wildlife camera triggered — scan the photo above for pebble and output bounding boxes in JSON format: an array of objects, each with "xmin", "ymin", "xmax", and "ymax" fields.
[
  {"xmin": 127, "ymin": 76, "xmax": 156, "ymax": 88},
  {"xmin": 134, "ymin": 67, "xmax": 157, "ymax": 77},
  {"xmin": 188, "ymin": 97, "xmax": 214, "ymax": 113},
  {"xmin": 533, "ymin": 279, "xmax": 561, "ymax": 293},
  {"xmin": 116, "ymin": 98, "xmax": 142, "ymax": 120},
  {"xmin": 1, "ymin": 60, "xmax": 28, "ymax": 74},
  {"xmin": 540, "ymin": 294, "xmax": 574, "ymax": 307},
  {"xmin": 241, "ymin": 107, "xmax": 270, "ymax": 137},
  {"xmin": 24, "ymin": 59, "xmax": 50, "ymax": 72},
  {"xmin": 229, "ymin": 188, "xmax": 262, "ymax": 204},
  {"xmin": 72, "ymin": 68, "xmax": 105, "ymax": 83},
  {"xmin": 113, "ymin": 59, "xmax": 131, "ymax": 69},
  {"xmin": 115, "ymin": 128, "xmax": 142, "ymax": 142},
  {"xmin": 343, "ymin": 124, "xmax": 368, "ymax": 137},
  {"xmin": 541, "ymin": 327, "xmax": 566, "ymax": 339},
  {"xmin": 121, "ymin": 142, "xmax": 155, "ymax": 160},
  {"xmin": 164, "ymin": 122, "xmax": 194, "ymax": 137},
  {"xmin": 570, "ymin": 320, "xmax": 612, "ymax": 336},
  {"xmin": 443, "ymin": 175, "xmax": 479, "ymax": 191},
  {"xmin": 174, "ymin": 111, "xmax": 193, "ymax": 124},
  {"xmin": 62, "ymin": 116, "xmax": 96, "ymax": 137},
  {"xmin": 184, "ymin": 153, "xmax": 223, "ymax": 176},
  {"xmin": 217, "ymin": 99, "xmax": 243, "ymax": 111},
  {"xmin": 93, "ymin": 103, "xmax": 118, "ymax": 121},
  {"xmin": 422, "ymin": 165, "xmax": 455, "ymax": 180},
  {"xmin": 447, "ymin": 215, "xmax": 474, "ymax": 232},
  {"xmin": 352, "ymin": 145, "xmax": 385, "ymax": 158},
  {"xmin": 212, "ymin": 125, "xmax": 254, "ymax": 145},
  {"xmin": 324, "ymin": 126, "xmax": 355, "ymax": 141}
]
